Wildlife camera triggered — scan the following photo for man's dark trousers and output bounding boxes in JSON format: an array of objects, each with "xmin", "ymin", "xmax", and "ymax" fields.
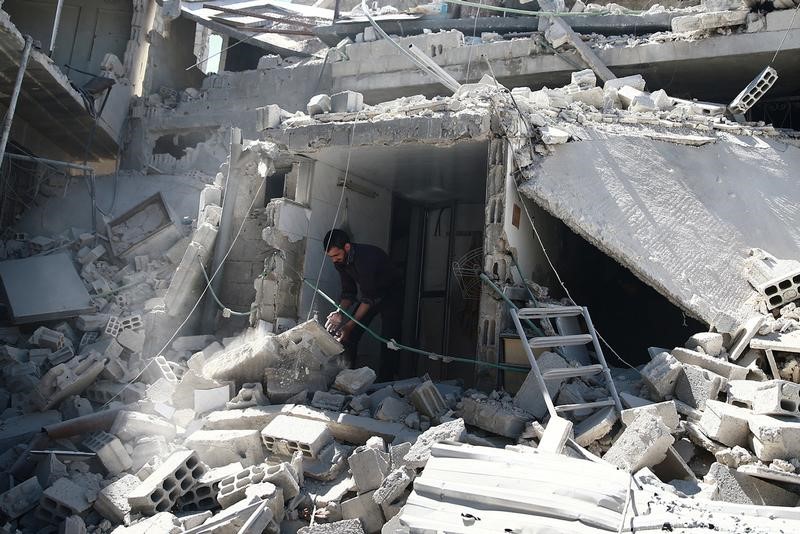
[{"xmin": 341, "ymin": 289, "xmax": 409, "ymax": 381}]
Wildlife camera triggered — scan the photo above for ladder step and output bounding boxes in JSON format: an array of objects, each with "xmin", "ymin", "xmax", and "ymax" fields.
[
  {"xmin": 555, "ymin": 399, "xmax": 616, "ymax": 413},
  {"xmin": 542, "ymin": 364, "xmax": 604, "ymax": 380},
  {"xmin": 518, "ymin": 306, "xmax": 584, "ymax": 319},
  {"xmin": 529, "ymin": 334, "xmax": 593, "ymax": 349}
]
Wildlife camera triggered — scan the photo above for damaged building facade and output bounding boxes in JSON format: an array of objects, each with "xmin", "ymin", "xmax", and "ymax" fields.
[{"xmin": 0, "ymin": 0, "xmax": 800, "ymax": 533}]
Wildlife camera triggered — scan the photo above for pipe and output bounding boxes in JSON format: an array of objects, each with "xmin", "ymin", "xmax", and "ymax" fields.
[
  {"xmin": 49, "ymin": 0, "xmax": 65, "ymax": 57},
  {"xmin": 43, "ymin": 406, "xmax": 125, "ymax": 439},
  {"xmin": 0, "ymin": 35, "xmax": 33, "ymax": 167}
]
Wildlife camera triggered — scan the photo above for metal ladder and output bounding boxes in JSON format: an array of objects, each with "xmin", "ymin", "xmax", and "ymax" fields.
[{"xmin": 509, "ymin": 306, "xmax": 623, "ymax": 417}]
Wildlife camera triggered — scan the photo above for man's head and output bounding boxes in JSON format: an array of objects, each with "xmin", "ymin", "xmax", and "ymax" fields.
[{"xmin": 323, "ymin": 229, "xmax": 351, "ymax": 264}]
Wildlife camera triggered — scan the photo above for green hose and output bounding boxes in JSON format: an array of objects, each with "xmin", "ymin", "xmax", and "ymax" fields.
[{"xmin": 301, "ymin": 277, "xmax": 529, "ymax": 373}]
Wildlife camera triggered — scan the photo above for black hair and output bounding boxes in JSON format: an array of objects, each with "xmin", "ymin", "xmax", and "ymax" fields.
[{"xmin": 323, "ymin": 229, "xmax": 350, "ymax": 252}]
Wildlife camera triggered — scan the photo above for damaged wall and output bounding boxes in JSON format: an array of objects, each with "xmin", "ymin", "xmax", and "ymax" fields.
[{"xmin": 520, "ymin": 129, "xmax": 800, "ymax": 332}]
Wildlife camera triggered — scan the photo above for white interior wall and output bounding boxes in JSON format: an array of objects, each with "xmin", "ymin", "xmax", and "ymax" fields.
[{"xmin": 298, "ymin": 161, "xmax": 392, "ymax": 357}]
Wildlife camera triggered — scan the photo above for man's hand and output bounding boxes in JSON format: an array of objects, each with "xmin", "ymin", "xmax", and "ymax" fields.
[
  {"xmin": 325, "ymin": 311, "xmax": 343, "ymax": 334},
  {"xmin": 336, "ymin": 321, "xmax": 355, "ymax": 343}
]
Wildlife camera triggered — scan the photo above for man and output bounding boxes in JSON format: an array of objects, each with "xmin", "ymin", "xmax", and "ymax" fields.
[{"xmin": 322, "ymin": 229, "xmax": 405, "ymax": 380}]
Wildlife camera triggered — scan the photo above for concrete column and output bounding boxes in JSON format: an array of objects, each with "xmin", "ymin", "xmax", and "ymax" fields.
[{"xmin": 129, "ymin": 0, "xmax": 159, "ymax": 96}]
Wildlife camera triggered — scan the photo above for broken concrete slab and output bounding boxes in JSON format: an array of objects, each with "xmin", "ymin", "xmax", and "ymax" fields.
[
  {"xmin": 705, "ymin": 462, "xmax": 798, "ymax": 507},
  {"xmin": 747, "ymin": 414, "xmax": 800, "ymax": 461},
  {"xmin": 574, "ymin": 406, "xmax": 618, "ymax": 446},
  {"xmin": 0, "ymin": 252, "xmax": 94, "ymax": 324},
  {"xmin": 604, "ymin": 412, "xmax": 674, "ymax": 473},
  {"xmin": 458, "ymin": 397, "xmax": 531, "ymax": 439},
  {"xmin": 671, "ymin": 347, "xmax": 748, "ymax": 381},
  {"xmin": 699, "ymin": 399, "xmax": 752, "ymax": 448},
  {"xmin": 184, "ymin": 429, "xmax": 265, "ymax": 467},
  {"xmin": 641, "ymin": 350, "xmax": 683, "ymax": 401},
  {"xmin": 621, "ymin": 401, "xmax": 679, "ymax": 432},
  {"xmin": 348, "ymin": 445, "xmax": 390, "ymax": 494},
  {"xmin": 674, "ymin": 364, "xmax": 726, "ymax": 410}
]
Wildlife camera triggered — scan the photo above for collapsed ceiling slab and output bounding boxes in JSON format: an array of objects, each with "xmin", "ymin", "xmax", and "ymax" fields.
[
  {"xmin": 0, "ymin": 12, "xmax": 118, "ymax": 161},
  {"xmin": 519, "ymin": 127, "xmax": 800, "ymax": 332},
  {"xmin": 181, "ymin": 0, "xmax": 332, "ymax": 58}
]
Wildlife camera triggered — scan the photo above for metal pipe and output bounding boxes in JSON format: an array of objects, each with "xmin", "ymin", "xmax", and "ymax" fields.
[
  {"xmin": 49, "ymin": 0, "xmax": 65, "ymax": 57},
  {"xmin": 0, "ymin": 35, "xmax": 33, "ymax": 167},
  {"xmin": 4, "ymin": 152, "xmax": 94, "ymax": 172},
  {"xmin": 43, "ymin": 406, "xmax": 125, "ymax": 439},
  {"xmin": 333, "ymin": 0, "xmax": 342, "ymax": 21}
]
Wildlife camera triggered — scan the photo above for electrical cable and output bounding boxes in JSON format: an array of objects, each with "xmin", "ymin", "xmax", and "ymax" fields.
[
  {"xmin": 492, "ymin": 86, "xmax": 643, "ymax": 374},
  {"xmin": 185, "ymin": 32, "xmax": 261, "ymax": 71},
  {"xmin": 305, "ymin": 112, "xmax": 359, "ymax": 321},
  {"xmin": 100, "ymin": 170, "xmax": 266, "ymax": 408},
  {"xmin": 298, "ymin": 273, "xmax": 533, "ymax": 374},
  {"xmin": 198, "ymin": 256, "xmax": 252, "ymax": 316},
  {"xmin": 464, "ymin": 0, "xmax": 483, "ymax": 84}
]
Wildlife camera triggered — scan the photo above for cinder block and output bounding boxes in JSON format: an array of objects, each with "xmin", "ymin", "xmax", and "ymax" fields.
[
  {"xmin": 31, "ymin": 326, "xmax": 65, "ymax": 350},
  {"xmin": 641, "ymin": 351, "xmax": 683, "ymax": 400},
  {"xmin": 216, "ymin": 462, "xmax": 299, "ymax": 509},
  {"xmin": 348, "ymin": 445, "xmax": 390, "ymax": 493},
  {"xmin": 120, "ymin": 314, "xmax": 144, "ymax": 331},
  {"xmin": 0, "ymin": 476, "xmax": 42, "ymax": 518},
  {"xmin": 142, "ymin": 355, "xmax": 178, "ymax": 384},
  {"xmin": 117, "ymin": 328, "xmax": 145, "ymax": 353},
  {"xmin": 76, "ymin": 314, "xmax": 111, "ymax": 332},
  {"xmin": 334, "ymin": 367, "xmax": 376, "ymax": 395},
  {"xmin": 372, "ymin": 467, "xmax": 413, "ymax": 506},
  {"xmin": 178, "ymin": 462, "xmax": 242, "ymax": 512},
  {"xmin": 307, "ymin": 94, "xmax": 331, "ymax": 116},
  {"xmin": 32, "ymin": 354, "xmax": 106, "ymax": 410},
  {"xmin": 698, "ymin": 400, "xmax": 751, "ymax": 448},
  {"xmin": 752, "ymin": 380, "xmax": 800, "ymax": 417},
  {"xmin": 60, "ymin": 515, "xmax": 86, "ymax": 534},
  {"xmin": 128, "ymin": 450, "xmax": 206, "ymax": 515},
  {"xmin": 574, "ymin": 406, "xmax": 618, "ymax": 446},
  {"xmin": 674, "ymin": 364, "xmax": 726, "ymax": 410},
  {"xmin": 374, "ymin": 397, "xmax": 414, "ymax": 422},
  {"xmin": 403, "ymin": 418, "xmax": 466, "ymax": 469},
  {"xmin": 310, "ymin": 390, "xmax": 346, "ymax": 412},
  {"xmin": 330, "ymin": 91, "xmax": 364, "ymax": 113},
  {"xmin": 747, "ymin": 414, "xmax": 800, "ymax": 461},
  {"xmin": 671, "ymin": 347, "xmax": 747, "ymax": 381},
  {"xmin": 409, "ymin": 380, "xmax": 447, "ymax": 419},
  {"xmin": 685, "ymin": 332, "xmax": 725, "ymax": 357},
  {"xmin": 341, "ymin": 490, "xmax": 384, "ymax": 533},
  {"xmin": 261, "ymin": 415, "xmax": 333, "ymax": 459},
  {"xmin": 36, "ymin": 478, "xmax": 91, "ymax": 524},
  {"xmin": 184, "ymin": 429, "xmax": 264, "ymax": 468},
  {"xmin": 105, "ymin": 316, "xmax": 121, "ymax": 337},
  {"xmin": 603, "ymin": 412, "xmax": 674, "ymax": 473},
  {"xmin": 621, "ymin": 401, "xmax": 679, "ymax": 432},
  {"xmin": 705, "ymin": 462, "xmax": 798, "ymax": 506},
  {"xmin": 83, "ymin": 431, "xmax": 132, "ymax": 474},
  {"xmin": 256, "ymin": 104, "xmax": 282, "ymax": 130},
  {"xmin": 94, "ymin": 474, "xmax": 140, "ymax": 523},
  {"xmin": 458, "ymin": 397, "xmax": 530, "ymax": 439},
  {"xmin": 49, "ymin": 346, "xmax": 75, "ymax": 366},
  {"xmin": 111, "ymin": 411, "xmax": 177, "ymax": 442},
  {"xmin": 227, "ymin": 383, "xmax": 268, "ymax": 409}
]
